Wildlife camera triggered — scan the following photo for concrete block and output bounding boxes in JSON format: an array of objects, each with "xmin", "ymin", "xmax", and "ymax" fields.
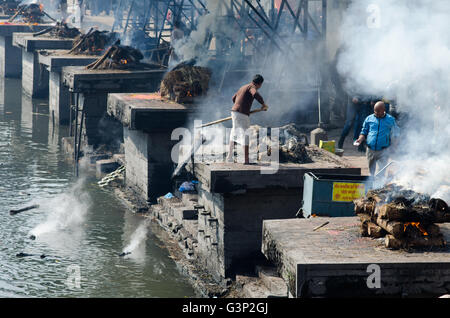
[
  {"xmin": 22, "ymin": 50, "xmax": 49, "ymax": 98},
  {"xmin": 96, "ymin": 159, "xmax": 120, "ymax": 174},
  {"xmin": 310, "ymin": 127, "xmax": 328, "ymax": 146},
  {"xmin": 49, "ymin": 71, "xmax": 71, "ymax": 125},
  {"xmin": 0, "ymin": 36, "xmax": 22, "ymax": 77},
  {"xmin": 256, "ymin": 266, "xmax": 289, "ymax": 297}
]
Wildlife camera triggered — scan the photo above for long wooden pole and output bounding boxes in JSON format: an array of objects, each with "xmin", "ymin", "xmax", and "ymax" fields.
[{"xmin": 197, "ymin": 108, "xmax": 265, "ymax": 128}]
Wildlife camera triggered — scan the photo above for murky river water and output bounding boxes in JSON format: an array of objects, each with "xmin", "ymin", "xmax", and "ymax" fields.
[{"xmin": 0, "ymin": 78, "xmax": 196, "ymax": 298}]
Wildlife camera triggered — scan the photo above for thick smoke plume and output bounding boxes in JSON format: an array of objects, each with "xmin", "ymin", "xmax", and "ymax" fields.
[
  {"xmin": 30, "ymin": 179, "xmax": 91, "ymax": 236},
  {"xmin": 337, "ymin": 0, "xmax": 450, "ymax": 201}
]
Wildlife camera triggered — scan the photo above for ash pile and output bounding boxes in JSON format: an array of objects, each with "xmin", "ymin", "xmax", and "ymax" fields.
[
  {"xmin": 355, "ymin": 183, "xmax": 450, "ymax": 249},
  {"xmin": 33, "ymin": 21, "xmax": 80, "ymax": 38},
  {"xmin": 252, "ymin": 123, "xmax": 312, "ymax": 164},
  {"xmin": 68, "ymin": 29, "xmax": 118, "ymax": 55},
  {"xmin": 8, "ymin": 3, "xmax": 48, "ymax": 24},
  {"xmin": 250, "ymin": 123, "xmax": 349, "ymax": 164},
  {"xmin": 160, "ymin": 60, "xmax": 212, "ymax": 103},
  {"xmin": 85, "ymin": 40, "xmax": 163, "ymax": 71},
  {"xmin": 0, "ymin": 0, "xmax": 21, "ymax": 16}
]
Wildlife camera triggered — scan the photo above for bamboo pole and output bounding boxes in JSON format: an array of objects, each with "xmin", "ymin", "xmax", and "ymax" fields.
[{"xmin": 196, "ymin": 108, "xmax": 265, "ymax": 128}]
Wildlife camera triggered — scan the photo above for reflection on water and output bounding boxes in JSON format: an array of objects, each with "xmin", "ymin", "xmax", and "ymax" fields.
[{"xmin": 0, "ymin": 78, "xmax": 196, "ymax": 298}]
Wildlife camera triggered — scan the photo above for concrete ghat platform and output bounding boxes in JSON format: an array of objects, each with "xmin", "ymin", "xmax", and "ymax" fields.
[
  {"xmin": 13, "ymin": 33, "xmax": 74, "ymax": 51},
  {"xmin": 262, "ymin": 217, "xmax": 450, "ymax": 297},
  {"xmin": 108, "ymin": 93, "xmax": 195, "ymax": 130},
  {"xmin": 39, "ymin": 51, "xmax": 97, "ymax": 124},
  {"xmin": 62, "ymin": 66, "xmax": 166, "ymax": 93},
  {"xmin": 185, "ymin": 162, "xmax": 360, "ymax": 281},
  {"xmin": 108, "ymin": 93, "xmax": 194, "ymax": 201},
  {"xmin": 191, "ymin": 162, "xmax": 361, "ymax": 193},
  {"xmin": 13, "ymin": 33, "xmax": 74, "ymax": 98},
  {"xmin": 0, "ymin": 23, "xmax": 52, "ymax": 77},
  {"xmin": 62, "ymin": 67, "xmax": 166, "ymax": 148}
]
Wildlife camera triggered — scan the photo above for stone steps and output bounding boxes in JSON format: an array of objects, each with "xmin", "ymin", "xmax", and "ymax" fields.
[
  {"xmin": 152, "ymin": 194, "xmax": 199, "ymax": 260},
  {"xmin": 236, "ymin": 266, "xmax": 289, "ymax": 298}
]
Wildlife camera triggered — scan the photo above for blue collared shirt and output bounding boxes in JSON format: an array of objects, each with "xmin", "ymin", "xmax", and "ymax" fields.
[{"xmin": 360, "ymin": 113, "xmax": 399, "ymax": 151}]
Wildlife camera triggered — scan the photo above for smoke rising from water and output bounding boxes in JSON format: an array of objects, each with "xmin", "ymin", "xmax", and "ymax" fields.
[
  {"xmin": 30, "ymin": 179, "xmax": 91, "ymax": 236},
  {"xmin": 337, "ymin": 0, "xmax": 450, "ymax": 201},
  {"xmin": 122, "ymin": 218, "xmax": 150, "ymax": 254}
]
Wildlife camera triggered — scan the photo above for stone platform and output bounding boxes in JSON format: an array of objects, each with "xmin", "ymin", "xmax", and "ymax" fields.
[
  {"xmin": 62, "ymin": 66, "xmax": 166, "ymax": 150},
  {"xmin": 13, "ymin": 33, "xmax": 74, "ymax": 97},
  {"xmin": 108, "ymin": 93, "xmax": 194, "ymax": 202},
  {"xmin": 0, "ymin": 23, "xmax": 52, "ymax": 77},
  {"xmin": 185, "ymin": 162, "xmax": 361, "ymax": 281},
  {"xmin": 262, "ymin": 216, "xmax": 450, "ymax": 297},
  {"xmin": 62, "ymin": 66, "xmax": 165, "ymax": 93},
  {"xmin": 39, "ymin": 50, "xmax": 97, "ymax": 124}
]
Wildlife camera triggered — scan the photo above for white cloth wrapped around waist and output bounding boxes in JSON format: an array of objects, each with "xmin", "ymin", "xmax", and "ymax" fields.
[{"xmin": 229, "ymin": 111, "xmax": 250, "ymax": 145}]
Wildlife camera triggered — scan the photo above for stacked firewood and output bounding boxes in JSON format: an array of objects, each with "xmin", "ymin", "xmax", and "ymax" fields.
[
  {"xmin": 69, "ymin": 29, "xmax": 117, "ymax": 55},
  {"xmin": 33, "ymin": 22, "xmax": 80, "ymax": 38},
  {"xmin": 85, "ymin": 41, "xmax": 161, "ymax": 71},
  {"xmin": 8, "ymin": 3, "xmax": 47, "ymax": 23},
  {"xmin": 160, "ymin": 60, "xmax": 212, "ymax": 103},
  {"xmin": 354, "ymin": 183, "xmax": 450, "ymax": 249}
]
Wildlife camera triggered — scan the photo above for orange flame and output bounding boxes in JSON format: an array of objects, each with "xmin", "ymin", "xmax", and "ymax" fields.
[
  {"xmin": 404, "ymin": 222, "xmax": 428, "ymax": 236},
  {"xmin": 120, "ymin": 59, "xmax": 128, "ymax": 64}
]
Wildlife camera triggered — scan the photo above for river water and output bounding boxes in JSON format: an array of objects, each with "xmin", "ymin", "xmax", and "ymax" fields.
[{"xmin": 0, "ymin": 78, "xmax": 196, "ymax": 298}]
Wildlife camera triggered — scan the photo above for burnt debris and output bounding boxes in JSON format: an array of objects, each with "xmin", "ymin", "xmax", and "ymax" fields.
[
  {"xmin": 33, "ymin": 21, "xmax": 81, "ymax": 39},
  {"xmin": 69, "ymin": 29, "xmax": 118, "ymax": 55}
]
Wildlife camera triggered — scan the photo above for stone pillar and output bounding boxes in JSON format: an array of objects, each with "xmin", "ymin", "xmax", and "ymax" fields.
[
  {"xmin": 49, "ymin": 71, "xmax": 71, "ymax": 125},
  {"xmin": 79, "ymin": 93, "xmax": 123, "ymax": 149},
  {"xmin": 124, "ymin": 127, "xmax": 177, "ymax": 203},
  {"xmin": 196, "ymin": 185, "xmax": 302, "ymax": 280},
  {"xmin": 22, "ymin": 50, "xmax": 49, "ymax": 98},
  {"xmin": 0, "ymin": 36, "xmax": 22, "ymax": 78}
]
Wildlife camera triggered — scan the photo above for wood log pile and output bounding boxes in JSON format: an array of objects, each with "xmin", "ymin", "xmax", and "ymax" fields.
[
  {"xmin": 9, "ymin": 3, "xmax": 45, "ymax": 23},
  {"xmin": 86, "ymin": 41, "xmax": 162, "ymax": 71},
  {"xmin": 33, "ymin": 21, "xmax": 80, "ymax": 38},
  {"xmin": 354, "ymin": 183, "xmax": 450, "ymax": 249},
  {"xmin": 69, "ymin": 29, "xmax": 117, "ymax": 55},
  {"xmin": 160, "ymin": 60, "xmax": 212, "ymax": 103}
]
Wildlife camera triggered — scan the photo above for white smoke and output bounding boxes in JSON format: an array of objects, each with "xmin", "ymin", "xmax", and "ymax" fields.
[
  {"xmin": 337, "ymin": 0, "xmax": 450, "ymax": 201},
  {"xmin": 122, "ymin": 218, "xmax": 150, "ymax": 254},
  {"xmin": 30, "ymin": 179, "xmax": 91, "ymax": 236},
  {"xmin": 173, "ymin": 0, "xmax": 224, "ymax": 66}
]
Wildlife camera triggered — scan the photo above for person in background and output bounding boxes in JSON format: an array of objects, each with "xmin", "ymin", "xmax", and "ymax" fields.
[
  {"xmin": 169, "ymin": 20, "xmax": 185, "ymax": 66},
  {"xmin": 337, "ymin": 94, "xmax": 372, "ymax": 151},
  {"xmin": 355, "ymin": 101, "xmax": 400, "ymax": 176}
]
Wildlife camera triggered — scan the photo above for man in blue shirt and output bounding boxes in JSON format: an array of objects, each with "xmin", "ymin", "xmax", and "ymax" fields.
[{"xmin": 355, "ymin": 101, "xmax": 399, "ymax": 176}]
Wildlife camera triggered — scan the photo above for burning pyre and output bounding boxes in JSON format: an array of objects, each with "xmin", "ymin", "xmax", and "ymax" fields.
[
  {"xmin": 32, "ymin": 21, "xmax": 80, "ymax": 38},
  {"xmin": 160, "ymin": 60, "xmax": 212, "ymax": 103},
  {"xmin": 8, "ymin": 3, "xmax": 48, "ymax": 24},
  {"xmin": 354, "ymin": 183, "xmax": 450, "ymax": 249},
  {"xmin": 85, "ymin": 41, "xmax": 163, "ymax": 71},
  {"xmin": 69, "ymin": 29, "xmax": 117, "ymax": 55}
]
